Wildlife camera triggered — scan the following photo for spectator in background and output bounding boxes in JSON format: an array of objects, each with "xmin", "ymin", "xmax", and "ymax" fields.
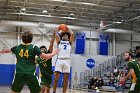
[
  {"xmin": 120, "ymin": 73, "xmax": 126, "ymax": 88},
  {"xmin": 94, "ymin": 77, "xmax": 100, "ymax": 89},
  {"xmin": 136, "ymin": 49, "xmax": 140, "ymax": 58},
  {"xmin": 117, "ymin": 72, "xmax": 121, "ymax": 81},
  {"xmin": 116, "ymin": 71, "xmax": 120, "ymax": 77},
  {"xmin": 113, "ymin": 66, "xmax": 118, "ymax": 77},
  {"xmin": 125, "ymin": 67, "xmax": 128, "ymax": 72},
  {"xmin": 73, "ymin": 72, "xmax": 78, "ymax": 89},
  {"xmin": 109, "ymin": 73, "xmax": 115, "ymax": 87},
  {"xmin": 99, "ymin": 77, "xmax": 104, "ymax": 87},
  {"xmin": 106, "ymin": 71, "xmax": 110, "ymax": 78},
  {"xmin": 138, "ymin": 58, "xmax": 140, "ymax": 65},
  {"xmin": 116, "ymin": 72, "xmax": 126, "ymax": 91},
  {"xmin": 88, "ymin": 77, "xmax": 96, "ymax": 89}
]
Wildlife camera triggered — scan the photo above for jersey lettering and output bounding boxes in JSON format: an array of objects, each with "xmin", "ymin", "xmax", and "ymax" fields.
[
  {"xmin": 19, "ymin": 49, "xmax": 23, "ymax": 57},
  {"xmin": 64, "ymin": 45, "xmax": 67, "ymax": 50},
  {"xmin": 19, "ymin": 49, "xmax": 29, "ymax": 58},
  {"xmin": 43, "ymin": 63, "xmax": 47, "ymax": 67},
  {"xmin": 58, "ymin": 41, "xmax": 71, "ymax": 58}
]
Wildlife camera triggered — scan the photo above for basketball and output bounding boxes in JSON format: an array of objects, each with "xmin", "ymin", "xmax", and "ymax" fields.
[{"xmin": 58, "ymin": 24, "xmax": 68, "ymax": 32}]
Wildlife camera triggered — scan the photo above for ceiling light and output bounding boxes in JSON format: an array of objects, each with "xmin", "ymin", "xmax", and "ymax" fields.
[
  {"xmin": 52, "ymin": 0, "xmax": 66, "ymax": 1},
  {"xmin": 14, "ymin": 13, "xmax": 76, "ymax": 20},
  {"xmin": 70, "ymin": 13, "xmax": 74, "ymax": 16},
  {"xmin": 19, "ymin": 11, "xmax": 25, "ymax": 14},
  {"xmin": 113, "ymin": 22, "xmax": 122, "ymax": 24},
  {"xmin": 21, "ymin": 7, "xmax": 26, "ymax": 11},
  {"xmin": 48, "ymin": 14, "xmax": 51, "ymax": 17},
  {"xmin": 61, "ymin": 16, "xmax": 77, "ymax": 20},
  {"xmin": 43, "ymin": 10, "xmax": 48, "ymax": 13}
]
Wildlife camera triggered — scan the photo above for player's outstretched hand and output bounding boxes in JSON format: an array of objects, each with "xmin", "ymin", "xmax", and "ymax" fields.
[{"xmin": 53, "ymin": 48, "xmax": 60, "ymax": 54}]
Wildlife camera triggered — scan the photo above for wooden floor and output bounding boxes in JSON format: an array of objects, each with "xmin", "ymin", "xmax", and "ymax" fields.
[
  {"xmin": 0, "ymin": 86, "xmax": 92, "ymax": 93},
  {"xmin": 0, "ymin": 86, "xmax": 118, "ymax": 93},
  {"xmin": 0, "ymin": 86, "xmax": 115, "ymax": 93}
]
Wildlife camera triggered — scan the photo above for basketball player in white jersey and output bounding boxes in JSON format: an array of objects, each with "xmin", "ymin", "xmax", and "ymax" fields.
[{"xmin": 53, "ymin": 27, "xmax": 74, "ymax": 93}]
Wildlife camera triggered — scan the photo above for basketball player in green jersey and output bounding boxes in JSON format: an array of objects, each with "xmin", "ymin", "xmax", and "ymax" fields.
[
  {"xmin": 36, "ymin": 31, "xmax": 55, "ymax": 93},
  {"xmin": 121, "ymin": 51, "xmax": 140, "ymax": 93},
  {"xmin": 0, "ymin": 31, "xmax": 59, "ymax": 93}
]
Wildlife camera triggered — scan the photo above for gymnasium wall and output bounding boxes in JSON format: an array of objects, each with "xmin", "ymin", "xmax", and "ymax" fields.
[
  {"xmin": 70, "ymin": 54, "xmax": 116, "ymax": 84},
  {"xmin": 115, "ymin": 34, "xmax": 140, "ymax": 55},
  {"xmin": 83, "ymin": 31, "xmax": 100, "ymax": 55},
  {"xmin": 0, "ymin": 30, "xmax": 17, "ymax": 85},
  {"xmin": 0, "ymin": 26, "xmax": 140, "ymax": 86}
]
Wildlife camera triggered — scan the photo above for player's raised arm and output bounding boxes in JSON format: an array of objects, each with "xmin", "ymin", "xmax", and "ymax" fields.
[
  {"xmin": 67, "ymin": 27, "xmax": 74, "ymax": 45},
  {"xmin": 48, "ymin": 30, "xmax": 55, "ymax": 53},
  {"xmin": 40, "ymin": 48, "xmax": 59, "ymax": 61},
  {"xmin": 0, "ymin": 49, "xmax": 12, "ymax": 54},
  {"xmin": 55, "ymin": 28, "xmax": 63, "ymax": 45}
]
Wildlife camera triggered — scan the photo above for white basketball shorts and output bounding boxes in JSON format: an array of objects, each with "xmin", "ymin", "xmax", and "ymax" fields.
[{"xmin": 55, "ymin": 58, "xmax": 71, "ymax": 73}]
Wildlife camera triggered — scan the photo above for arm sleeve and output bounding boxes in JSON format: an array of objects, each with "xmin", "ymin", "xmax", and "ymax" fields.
[
  {"xmin": 11, "ymin": 46, "xmax": 17, "ymax": 54},
  {"xmin": 34, "ymin": 46, "xmax": 42, "ymax": 56}
]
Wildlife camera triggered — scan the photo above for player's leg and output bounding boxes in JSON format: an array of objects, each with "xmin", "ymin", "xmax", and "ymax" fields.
[
  {"xmin": 45, "ymin": 74, "xmax": 52, "ymax": 93},
  {"xmin": 40, "ymin": 75, "xmax": 46, "ymax": 93},
  {"xmin": 53, "ymin": 59, "xmax": 62, "ymax": 93},
  {"xmin": 41, "ymin": 73, "xmax": 52, "ymax": 93},
  {"xmin": 40, "ymin": 85, "xmax": 45, "ymax": 93},
  {"xmin": 62, "ymin": 59, "xmax": 70, "ymax": 93},
  {"xmin": 63, "ymin": 73, "xmax": 69, "ymax": 93},
  {"xmin": 53, "ymin": 72, "xmax": 60, "ymax": 93},
  {"xmin": 26, "ymin": 74, "xmax": 41, "ymax": 93},
  {"xmin": 45, "ymin": 86, "xmax": 50, "ymax": 93},
  {"xmin": 11, "ymin": 74, "xmax": 25, "ymax": 93},
  {"xmin": 11, "ymin": 91, "xmax": 20, "ymax": 93}
]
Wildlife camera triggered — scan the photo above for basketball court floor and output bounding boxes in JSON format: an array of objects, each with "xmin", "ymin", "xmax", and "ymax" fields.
[{"xmin": 0, "ymin": 86, "xmax": 116, "ymax": 93}]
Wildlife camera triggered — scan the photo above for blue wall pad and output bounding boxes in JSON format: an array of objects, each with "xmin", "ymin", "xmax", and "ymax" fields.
[
  {"xmin": 75, "ymin": 38, "xmax": 85, "ymax": 54},
  {"xmin": 0, "ymin": 64, "xmax": 16, "ymax": 85},
  {"xmin": 99, "ymin": 42, "xmax": 108, "ymax": 55},
  {"xmin": 75, "ymin": 32, "xmax": 85, "ymax": 54},
  {"xmin": 99, "ymin": 34, "xmax": 109, "ymax": 55},
  {"xmin": 0, "ymin": 64, "xmax": 72, "ymax": 87}
]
